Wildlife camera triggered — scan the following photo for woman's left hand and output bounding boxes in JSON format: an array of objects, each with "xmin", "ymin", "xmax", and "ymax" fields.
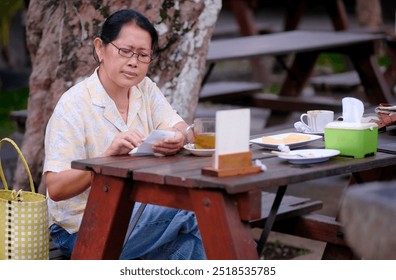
[{"xmin": 152, "ymin": 129, "xmax": 185, "ymax": 155}]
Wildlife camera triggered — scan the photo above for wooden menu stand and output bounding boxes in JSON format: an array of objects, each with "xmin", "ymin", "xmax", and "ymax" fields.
[{"xmin": 202, "ymin": 151, "xmax": 262, "ymax": 177}]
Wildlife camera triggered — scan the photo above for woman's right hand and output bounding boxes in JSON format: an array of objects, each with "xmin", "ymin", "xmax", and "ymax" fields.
[
  {"xmin": 102, "ymin": 129, "xmax": 145, "ymax": 156},
  {"xmin": 46, "ymin": 129, "xmax": 146, "ymax": 201}
]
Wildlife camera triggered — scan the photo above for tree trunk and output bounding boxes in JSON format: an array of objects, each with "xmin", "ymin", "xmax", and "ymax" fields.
[{"xmin": 15, "ymin": 0, "xmax": 221, "ymax": 193}]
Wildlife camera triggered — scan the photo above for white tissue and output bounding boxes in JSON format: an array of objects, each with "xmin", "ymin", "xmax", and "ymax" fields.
[
  {"xmin": 342, "ymin": 97, "xmax": 364, "ymax": 123},
  {"xmin": 294, "ymin": 121, "xmax": 311, "ymax": 133},
  {"xmin": 277, "ymin": 144, "xmax": 290, "ymax": 153},
  {"xmin": 254, "ymin": 159, "xmax": 268, "ymax": 171}
]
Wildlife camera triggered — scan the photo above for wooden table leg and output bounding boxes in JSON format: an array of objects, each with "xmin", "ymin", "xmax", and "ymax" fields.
[
  {"xmin": 284, "ymin": 0, "xmax": 306, "ymax": 31},
  {"xmin": 228, "ymin": 0, "xmax": 266, "ymax": 82},
  {"xmin": 285, "ymin": 0, "xmax": 348, "ymax": 31},
  {"xmin": 384, "ymin": 39, "xmax": 396, "ymax": 90},
  {"xmin": 256, "ymin": 185, "xmax": 287, "ymax": 256},
  {"xmin": 71, "ymin": 175, "xmax": 134, "ymax": 259},
  {"xmin": 279, "ymin": 51, "xmax": 319, "ymax": 97},
  {"xmin": 350, "ymin": 165, "xmax": 396, "ymax": 185},
  {"xmin": 322, "ymin": 243, "xmax": 356, "ymax": 259},
  {"xmin": 324, "ymin": 0, "xmax": 349, "ymax": 31},
  {"xmin": 348, "ymin": 43, "xmax": 394, "ymax": 104},
  {"xmin": 189, "ymin": 188, "xmax": 258, "ymax": 259},
  {"xmin": 265, "ymin": 51, "xmax": 319, "ymax": 126},
  {"xmin": 229, "ymin": 0, "xmax": 257, "ymax": 36}
]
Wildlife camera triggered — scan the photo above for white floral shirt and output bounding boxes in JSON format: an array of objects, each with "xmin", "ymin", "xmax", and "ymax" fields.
[{"xmin": 43, "ymin": 69, "xmax": 183, "ymax": 233}]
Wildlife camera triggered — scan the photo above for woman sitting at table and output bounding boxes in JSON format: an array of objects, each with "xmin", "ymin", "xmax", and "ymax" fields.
[{"xmin": 43, "ymin": 9, "xmax": 205, "ymax": 260}]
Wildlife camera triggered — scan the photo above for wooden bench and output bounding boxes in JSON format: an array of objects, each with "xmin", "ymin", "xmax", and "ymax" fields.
[
  {"xmin": 270, "ymin": 213, "xmax": 349, "ymax": 259},
  {"xmin": 251, "ymin": 191, "xmax": 351, "ymax": 259},
  {"xmin": 203, "ymin": 30, "xmax": 393, "ymax": 124},
  {"xmin": 200, "ymin": 81, "xmax": 346, "ymax": 112},
  {"xmin": 249, "ymin": 192, "xmax": 353, "ymax": 260},
  {"xmin": 267, "ymin": 166, "xmax": 396, "ymax": 260},
  {"xmin": 9, "ymin": 109, "xmax": 28, "ymax": 133},
  {"xmin": 253, "ymin": 191, "xmax": 322, "ymax": 225},
  {"xmin": 49, "ymin": 239, "xmax": 69, "ymax": 260}
]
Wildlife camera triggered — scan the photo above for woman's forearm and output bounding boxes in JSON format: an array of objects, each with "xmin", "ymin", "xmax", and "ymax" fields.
[{"xmin": 45, "ymin": 169, "xmax": 92, "ymax": 201}]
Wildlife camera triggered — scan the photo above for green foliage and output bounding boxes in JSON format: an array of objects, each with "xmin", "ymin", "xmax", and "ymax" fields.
[
  {"xmin": 0, "ymin": 88, "xmax": 29, "ymax": 138},
  {"xmin": 263, "ymin": 84, "xmax": 281, "ymax": 94},
  {"xmin": 0, "ymin": 0, "xmax": 25, "ymax": 48},
  {"xmin": 317, "ymin": 52, "xmax": 392, "ymax": 73},
  {"xmin": 317, "ymin": 53, "xmax": 347, "ymax": 73},
  {"xmin": 377, "ymin": 55, "xmax": 391, "ymax": 68}
]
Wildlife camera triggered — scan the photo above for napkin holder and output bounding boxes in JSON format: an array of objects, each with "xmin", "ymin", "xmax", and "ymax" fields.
[
  {"xmin": 202, "ymin": 151, "xmax": 262, "ymax": 177},
  {"xmin": 324, "ymin": 121, "xmax": 378, "ymax": 158}
]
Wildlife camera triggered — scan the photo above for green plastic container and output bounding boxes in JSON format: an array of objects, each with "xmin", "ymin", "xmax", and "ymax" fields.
[{"xmin": 324, "ymin": 122, "xmax": 378, "ymax": 158}]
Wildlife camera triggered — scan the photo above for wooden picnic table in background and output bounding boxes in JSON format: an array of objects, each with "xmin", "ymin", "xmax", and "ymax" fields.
[
  {"xmin": 202, "ymin": 1, "xmax": 396, "ymax": 126},
  {"xmin": 204, "ymin": 30, "xmax": 394, "ymax": 126}
]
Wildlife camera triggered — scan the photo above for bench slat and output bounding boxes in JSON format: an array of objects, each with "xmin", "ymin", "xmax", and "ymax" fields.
[
  {"xmin": 250, "ymin": 192, "xmax": 323, "ymax": 228},
  {"xmin": 251, "ymin": 93, "xmax": 344, "ymax": 112},
  {"xmin": 272, "ymin": 213, "xmax": 346, "ymax": 246},
  {"xmin": 199, "ymin": 81, "xmax": 347, "ymax": 112},
  {"xmin": 207, "ymin": 31, "xmax": 384, "ymax": 63}
]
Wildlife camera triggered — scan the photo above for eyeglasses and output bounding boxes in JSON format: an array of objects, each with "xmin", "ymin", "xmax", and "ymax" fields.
[{"xmin": 110, "ymin": 42, "xmax": 153, "ymax": 64}]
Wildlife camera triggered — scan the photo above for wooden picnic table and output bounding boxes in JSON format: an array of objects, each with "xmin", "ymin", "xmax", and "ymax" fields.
[
  {"xmin": 70, "ymin": 129, "xmax": 396, "ymax": 260},
  {"xmin": 204, "ymin": 30, "xmax": 394, "ymax": 123}
]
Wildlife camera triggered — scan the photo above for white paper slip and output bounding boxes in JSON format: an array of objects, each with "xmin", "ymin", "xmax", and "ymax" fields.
[
  {"xmin": 129, "ymin": 130, "xmax": 175, "ymax": 156},
  {"xmin": 214, "ymin": 108, "xmax": 250, "ymax": 169}
]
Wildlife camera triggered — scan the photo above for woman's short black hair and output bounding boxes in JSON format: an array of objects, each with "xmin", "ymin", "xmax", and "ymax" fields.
[{"xmin": 100, "ymin": 9, "xmax": 158, "ymax": 54}]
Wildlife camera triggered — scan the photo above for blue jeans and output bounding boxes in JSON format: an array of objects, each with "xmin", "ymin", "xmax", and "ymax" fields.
[{"xmin": 50, "ymin": 203, "xmax": 206, "ymax": 260}]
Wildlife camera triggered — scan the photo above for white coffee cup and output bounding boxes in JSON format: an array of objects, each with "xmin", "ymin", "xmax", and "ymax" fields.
[{"xmin": 300, "ymin": 110, "xmax": 334, "ymax": 133}]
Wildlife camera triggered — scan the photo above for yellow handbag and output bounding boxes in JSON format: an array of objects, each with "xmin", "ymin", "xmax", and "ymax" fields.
[{"xmin": 0, "ymin": 137, "xmax": 49, "ymax": 260}]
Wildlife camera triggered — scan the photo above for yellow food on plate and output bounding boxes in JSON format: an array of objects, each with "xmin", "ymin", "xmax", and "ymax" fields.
[{"xmin": 262, "ymin": 133, "xmax": 311, "ymax": 144}]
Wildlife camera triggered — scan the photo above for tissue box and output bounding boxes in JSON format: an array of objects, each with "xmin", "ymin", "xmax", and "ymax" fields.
[{"xmin": 324, "ymin": 122, "xmax": 378, "ymax": 158}]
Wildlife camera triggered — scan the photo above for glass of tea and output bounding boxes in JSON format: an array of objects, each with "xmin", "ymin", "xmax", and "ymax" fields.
[{"xmin": 186, "ymin": 118, "xmax": 216, "ymax": 149}]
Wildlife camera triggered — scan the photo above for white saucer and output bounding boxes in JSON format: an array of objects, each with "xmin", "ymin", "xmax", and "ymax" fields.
[
  {"xmin": 277, "ymin": 149, "xmax": 340, "ymax": 164},
  {"xmin": 183, "ymin": 144, "xmax": 214, "ymax": 157}
]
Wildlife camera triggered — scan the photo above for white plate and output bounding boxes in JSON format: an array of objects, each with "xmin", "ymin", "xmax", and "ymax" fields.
[
  {"xmin": 184, "ymin": 144, "xmax": 214, "ymax": 157},
  {"xmin": 303, "ymin": 131, "xmax": 324, "ymax": 136},
  {"xmin": 277, "ymin": 149, "xmax": 340, "ymax": 164},
  {"xmin": 250, "ymin": 133, "xmax": 322, "ymax": 149}
]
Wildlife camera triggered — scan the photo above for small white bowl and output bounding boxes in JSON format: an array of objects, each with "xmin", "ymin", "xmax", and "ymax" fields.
[{"xmin": 183, "ymin": 144, "xmax": 214, "ymax": 157}]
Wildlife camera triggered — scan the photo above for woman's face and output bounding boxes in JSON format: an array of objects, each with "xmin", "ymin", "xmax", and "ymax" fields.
[{"xmin": 96, "ymin": 22, "xmax": 153, "ymax": 93}]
